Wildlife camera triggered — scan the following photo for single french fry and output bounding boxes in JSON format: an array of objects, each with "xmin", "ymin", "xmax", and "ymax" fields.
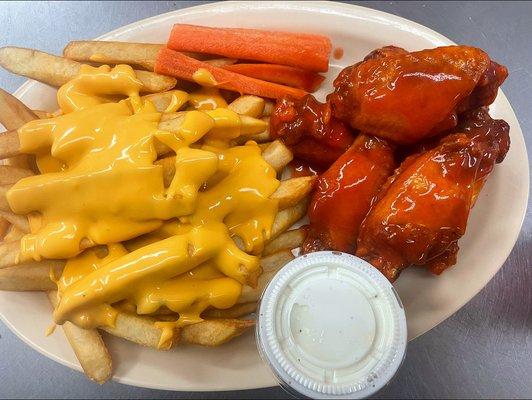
[
  {"xmin": 262, "ymin": 100, "xmax": 274, "ymax": 117},
  {"xmin": 0, "ymin": 47, "xmax": 176, "ymax": 93},
  {"xmin": 63, "ymin": 41, "xmax": 164, "ymax": 71},
  {"xmin": 0, "ymin": 89, "xmax": 38, "ymax": 170},
  {"xmin": 47, "ymin": 291, "xmax": 112, "ymax": 384},
  {"xmin": 239, "ymin": 250, "xmax": 295, "ymax": 304},
  {"xmin": 261, "ymin": 139, "xmax": 293, "ymax": 172},
  {"xmin": 0, "ymin": 166, "xmax": 33, "ymax": 185},
  {"xmin": 260, "ymin": 249, "xmax": 295, "ymax": 273},
  {"xmin": 263, "ymin": 227, "xmax": 308, "ymax": 256},
  {"xmin": 0, "ymin": 239, "xmax": 20, "ymax": 268},
  {"xmin": 228, "ymin": 95, "xmax": 265, "ymax": 118},
  {"xmin": 0, "ymin": 88, "xmax": 37, "ymax": 130},
  {"xmin": 202, "ymin": 302, "xmax": 257, "ymax": 319},
  {"xmin": 142, "ymin": 90, "xmax": 189, "ymax": 113},
  {"xmin": 0, "ymin": 210, "xmax": 29, "ymax": 233},
  {"xmin": 270, "ymin": 197, "xmax": 309, "ymax": 241},
  {"xmin": 181, "ymin": 319, "xmax": 255, "ymax": 346},
  {"xmin": 271, "ymin": 176, "xmax": 316, "ymax": 209},
  {"xmin": 0, "ymin": 260, "xmax": 64, "ymax": 291},
  {"xmin": 100, "ymin": 312, "xmax": 178, "ymax": 350}
]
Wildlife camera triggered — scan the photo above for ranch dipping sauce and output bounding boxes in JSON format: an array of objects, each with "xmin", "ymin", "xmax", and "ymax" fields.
[{"xmin": 256, "ymin": 251, "xmax": 407, "ymax": 399}]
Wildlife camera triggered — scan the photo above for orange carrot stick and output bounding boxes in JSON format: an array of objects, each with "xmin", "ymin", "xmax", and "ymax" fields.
[
  {"xmin": 155, "ymin": 48, "xmax": 307, "ymax": 99},
  {"xmin": 223, "ymin": 63, "xmax": 325, "ymax": 92},
  {"xmin": 167, "ymin": 24, "xmax": 331, "ymax": 73}
]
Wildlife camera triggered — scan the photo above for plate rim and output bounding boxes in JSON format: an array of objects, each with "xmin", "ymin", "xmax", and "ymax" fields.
[{"xmin": 1, "ymin": 0, "xmax": 529, "ymax": 392}]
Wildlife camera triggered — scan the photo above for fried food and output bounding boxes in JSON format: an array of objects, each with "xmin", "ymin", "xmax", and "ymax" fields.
[
  {"xmin": 328, "ymin": 46, "xmax": 508, "ymax": 144},
  {"xmin": 303, "ymin": 135, "xmax": 395, "ymax": 254},
  {"xmin": 356, "ymin": 108, "xmax": 510, "ymax": 281}
]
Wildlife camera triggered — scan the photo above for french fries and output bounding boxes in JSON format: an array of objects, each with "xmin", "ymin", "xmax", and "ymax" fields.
[
  {"xmin": 202, "ymin": 302, "xmax": 257, "ymax": 319},
  {"xmin": 228, "ymin": 95, "xmax": 265, "ymax": 118},
  {"xmin": 271, "ymin": 176, "xmax": 316, "ymax": 209},
  {"xmin": 64, "ymin": 41, "xmax": 163, "ymax": 71},
  {"xmin": 270, "ymin": 198, "xmax": 310, "ymax": 241},
  {"xmin": 100, "ymin": 312, "xmax": 178, "ymax": 350},
  {"xmin": 263, "ymin": 227, "xmax": 308, "ymax": 256},
  {"xmin": 0, "ymin": 260, "xmax": 64, "ymax": 291},
  {"xmin": 238, "ymin": 250, "xmax": 295, "ymax": 304},
  {"xmin": 261, "ymin": 140, "xmax": 293, "ymax": 172},
  {"xmin": 0, "ymin": 37, "xmax": 315, "ymax": 385},
  {"xmin": 0, "ymin": 47, "xmax": 176, "ymax": 93},
  {"xmin": 48, "ymin": 291, "xmax": 112, "ymax": 384},
  {"xmin": 181, "ymin": 319, "xmax": 255, "ymax": 346}
]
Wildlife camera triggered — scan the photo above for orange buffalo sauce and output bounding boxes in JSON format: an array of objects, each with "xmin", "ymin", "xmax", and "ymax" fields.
[{"xmin": 6, "ymin": 64, "xmax": 279, "ymax": 347}]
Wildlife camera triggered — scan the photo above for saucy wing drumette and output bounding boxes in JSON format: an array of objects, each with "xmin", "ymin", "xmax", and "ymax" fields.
[
  {"xmin": 328, "ymin": 45, "xmax": 508, "ymax": 144},
  {"xmin": 270, "ymin": 94, "xmax": 355, "ymax": 168},
  {"xmin": 356, "ymin": 108, "xmax": 510, "ymax": 281},
  {"xmin": 302, "ymin": 134, "xmax": 395, "ymax": 254}
]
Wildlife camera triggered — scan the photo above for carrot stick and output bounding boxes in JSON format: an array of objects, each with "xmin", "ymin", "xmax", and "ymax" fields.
[
  {"xmin": 167, "ymin": 24, "xmax": 331, "ymax": 72},
  {"xmin": 155, "ymin": 48, "xmax": 307, "ymax": 100},
  {"xmin": 223, "ymin": 63, "xmax": 325, "ymax": 92}
]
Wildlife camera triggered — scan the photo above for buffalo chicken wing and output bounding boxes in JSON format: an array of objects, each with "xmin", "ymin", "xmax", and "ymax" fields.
[
  {"xmin": 356, "ymin": 108, "xmax": 510, "ymax": 281},
  {"xmin": 328, "ymin": 46, "xmax": 508, "ymax": 144},
  {"xmin": 303, "ymin": 134, "xmax": 395, "ymax": 254}
]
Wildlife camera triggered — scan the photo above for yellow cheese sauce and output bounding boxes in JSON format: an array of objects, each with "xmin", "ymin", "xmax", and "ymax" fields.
[{"xmin": 6, "ymin": 64, "xmax": 279, "ymax": 347}]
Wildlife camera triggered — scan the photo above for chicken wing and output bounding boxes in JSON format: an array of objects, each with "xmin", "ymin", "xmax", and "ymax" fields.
[
  {"xmin": 270, "ymin": 94, "xmax": 355, "ymax": 168},
  {"xmin": 302, "ymin": 134, "xmax": 395, "ymax": 254},
  {"xmin": 356, "ymin": 108, "xmax": 510, "ymax": 281},
  {"xmin": 328, "ymin": 46, "xmax": 508, "ymax": 144}
]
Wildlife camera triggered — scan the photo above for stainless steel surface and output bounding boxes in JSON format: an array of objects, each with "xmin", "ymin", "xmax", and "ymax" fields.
[{"xmin": 0, "ymin": 1, "xmax": 530, "ymax": 398}]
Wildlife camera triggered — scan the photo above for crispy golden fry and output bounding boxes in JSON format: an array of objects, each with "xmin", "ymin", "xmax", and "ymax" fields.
[
  {"xmin": 202, "ymin": 302, "xmax": 257, "ymax": 319},
  {"xmin": 263, "ymin": 101, "xmax": 274, "ymax": 117},
  {"xmin": 228, "ymin": 95, "xmax": 265, "ymax": 118},
  {"xmin": 100, "ymin": 312, "xmax": 179, "ymax": 350},
  {"xmin": 271, "ymin": 176, "xmax": 316, "ymax": 209},
  {"xmin": 0, "ymin": 166, "xmax": 33, "ymax": 185},
  {"xmin": 261, "ymin": 139, "xmax": 293, "ymax": 172},
  {"xmin": 48, "ymin": 291, "xmax": 112, "ymax": 384},
  {"xmin": 0, "ymin": 88, "xmax": 37, "ymax": 131},
  {"xmin": 0, "ymin": 47, "xmax": 176, "ymax": 93},
  {"xmin": 181, "ymin": 319, "xmax": 255, "ymax": 346},
  {"xmin": 0, "ymin": 260, "xmax": 64, "ymax": 291},
  {"xmin": 270, "ymin": 197, "xmax": 309, "ymax": 241},
  {"xmin": 63, "ymin": 41, "xmax": 213, "ymax": 71},
  {"xmin": 0, "ymin": 89, "xmax": 37, "ymax": 170},
  {"xmin": 239, "ymin": 250, "xmax": 295, "ymax": 303},
  {"xmin": 239, "ymin": 115, "xmax": 269, "ymax": 135},
  {"xmin": 260, "ymin": 249, "xmax": 295, "ymax": 273},
  {"xmin": 142, "ymin": 90, "xmax": 189, "ymax": 113},
  {"xmin": 263, "ymin": 227, "xmax": 307, "ymax": 256},
  {"xmin": 63, "ymin": 41, "xmax": 163, "ymax": 71},
  {"xmin": 0, "ymin": 210, "xmax": 29, "ymax": 232},
  {"xmin": 0, "ymin": 239, "xmax": 20, "ymax": 268}
]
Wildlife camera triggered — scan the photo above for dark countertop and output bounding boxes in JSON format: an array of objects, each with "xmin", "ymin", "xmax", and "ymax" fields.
[{"xmin": 0, "ymin": 1, "xmax": 530, "ymax": 398}]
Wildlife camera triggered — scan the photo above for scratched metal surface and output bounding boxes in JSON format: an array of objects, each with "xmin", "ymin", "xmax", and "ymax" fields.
[{"xmin": 0, "ymin": 1, "xmax": 530, "ymax": 399}]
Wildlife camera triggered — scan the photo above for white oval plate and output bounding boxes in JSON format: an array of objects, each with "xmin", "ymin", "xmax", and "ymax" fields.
[{"xmin": 0, "ymin": 1, "xmax": 528, "ymax": 392}]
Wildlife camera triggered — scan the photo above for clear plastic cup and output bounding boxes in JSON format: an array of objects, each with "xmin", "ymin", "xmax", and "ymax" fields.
[{"xmin": 256, "ymin": 251, "xmax": 407, "ymax": 399}]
